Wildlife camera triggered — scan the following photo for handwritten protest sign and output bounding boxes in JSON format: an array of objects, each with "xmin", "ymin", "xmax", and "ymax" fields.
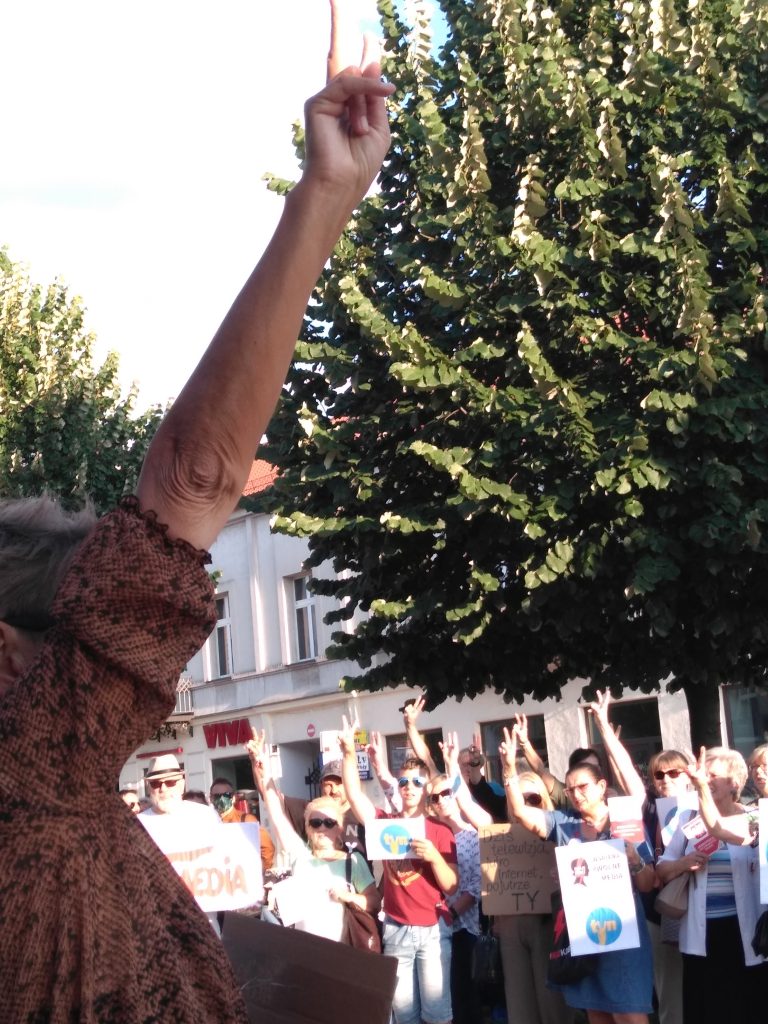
[
  {"xmin": 555, "ymin": 839, "xmax": 640, "ymax": 955},
  {"xmin": 759, "ymin": 799, "xmax": 768, "ymax": 904},
  {"xmin": 365, "ymin": 816, "xmax": 426, "ymax": 860},
  {"xmin": 140, "ymin": 814, "xmax": 263, "ymax": 912},
  {"xmin": 479, "ymin": 824, "xmax": 557, "ymax": 915},
  {"xmin": 656, "ymin": 792, "xmax": 699, "ymax": 848}
]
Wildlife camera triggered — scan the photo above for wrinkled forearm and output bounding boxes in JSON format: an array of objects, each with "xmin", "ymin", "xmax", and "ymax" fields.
[{"xmin": 137, "ymin": 178, "xmax": 361, "ymax": 551}]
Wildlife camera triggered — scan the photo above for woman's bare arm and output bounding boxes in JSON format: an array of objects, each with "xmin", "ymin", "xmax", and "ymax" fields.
[{"xmin": 137, "ymin": 10, "xmax": 392, "ymax": 549}]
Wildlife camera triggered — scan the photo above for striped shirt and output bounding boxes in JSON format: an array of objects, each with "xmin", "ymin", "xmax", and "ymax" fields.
[{"xmin": 705, "ymin": 844, "xmax": 737, "ymax": 918}]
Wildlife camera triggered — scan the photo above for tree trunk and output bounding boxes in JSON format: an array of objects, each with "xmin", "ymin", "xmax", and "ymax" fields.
[{"xmin": 680, "ymin": 679, "xmax": 723, "ymax": 750}]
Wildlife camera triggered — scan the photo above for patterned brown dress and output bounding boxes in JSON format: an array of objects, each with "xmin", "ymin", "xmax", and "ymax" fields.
[{"xmin": 0, "ymin": 499, "xmax": 248, "ymax": 1023}]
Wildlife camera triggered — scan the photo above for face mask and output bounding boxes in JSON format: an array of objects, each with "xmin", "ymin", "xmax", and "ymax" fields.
[{"xmin": 213, "ymin": 793, "xmax": 234, "ymax": 814}]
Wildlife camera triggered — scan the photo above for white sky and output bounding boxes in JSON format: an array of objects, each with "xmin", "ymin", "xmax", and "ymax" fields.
[{"xmin": 0, "ymin": 0, "xmax": 381, "ymax": 408}]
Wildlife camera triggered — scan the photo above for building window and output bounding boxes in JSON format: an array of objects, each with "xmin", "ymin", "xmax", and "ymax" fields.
[
  {"xmin": 292, "ymin": 575, "xmax": 318, "ymax": 662},
  {"xmin": 481, "ymin": 715, "xmax": 547, "ymax": 785},
  {"xmin": 211, "ymin": 594, "xmax": 233, "ymax": 678},
  {"xmin": 723, "ymin": 686, "xmax": 768, "ymax": 757},
  {"xmin": 386, "ymin": 730, "xmax": 444, "ymax": 777},
  {"xmin": 585, "ymin": 697, "xmax": 661, "ymax": 786}
]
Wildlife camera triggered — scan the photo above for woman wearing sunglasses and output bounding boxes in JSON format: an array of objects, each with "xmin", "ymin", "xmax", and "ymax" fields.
[
  {"xmin": 501, "ymin": 725, "xmax": 655, "ymax": 1024},
  {"xmin": 494, "ymin": 771, "xmax": 573, "ymax": 1024},
  {"xmin": 437, "ymin": 732, "xmax": 572, "ymax": 1024},
  {"xmin": 657, "ymin": 746, "xmax": 767, "ymax": 1023},
  {"xmin": 582, "ymin": 691, "xmax": 693, "ymax": 1024},
  {"xmin": 247, "ymin": 734, "xmax": 379, "ymax": 942},
  {"xmin": 424, "ymin": 771, "xmax": 484, "ymax": 1024}
]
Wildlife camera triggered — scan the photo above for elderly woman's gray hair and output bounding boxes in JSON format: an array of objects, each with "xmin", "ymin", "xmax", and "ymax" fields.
[
  {"xmin": 705, "ymin": 746, "xmax": 748, "ymax": 798},
  {"xmin": 0, "ymin": 495, "xmax": 97, "ymax": 625}
]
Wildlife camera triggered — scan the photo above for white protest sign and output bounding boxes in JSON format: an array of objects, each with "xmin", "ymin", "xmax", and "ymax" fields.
[
  {"xmin": 365, "ymin": 816, "xmax": 426, "ymax": 860},
  {"xmin": 656, "ymin": 792, "xmax": 699, "ymax": 848},
  {"xmin": 607, "ymin": 796, "xmax": 643, "ymax": 842},
  {"xmin": 760, "ymin": 799, "xmax": 768, "ymax": 904},
  {"xmin": 320, "ymin": 731, "xmax": 341, "ymax": 764},
  {"xmin": 140, "ymin": 814, "xmax": 263, "ymax": 912},
  {"xmin": 681, "ymin": 813, "xmax": 720, "ymax": 856},
  {"xmin": 555, "ymin": 839, "xmax": 640, "ymax": 955},
  {"xmin": 271, "ymin": 873, "xmax": 330, "ymax": 927}
]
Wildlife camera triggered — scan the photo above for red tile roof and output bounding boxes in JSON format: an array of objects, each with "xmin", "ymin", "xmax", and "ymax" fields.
[{"xmin": 243, "ymin": 459, "xmax": 278, "ymax": 497}]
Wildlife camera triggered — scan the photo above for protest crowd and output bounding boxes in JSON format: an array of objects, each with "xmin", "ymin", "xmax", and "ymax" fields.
[
  {"xmin": 1, "ymin": 3, "xmax": 767, "ymax": 1024},
  {"xmin": 211, "ymin": 692, "xmax": 764, "ymax": 1024}
]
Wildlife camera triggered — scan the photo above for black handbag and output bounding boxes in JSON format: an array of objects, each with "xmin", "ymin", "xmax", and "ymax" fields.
[
  {"xmin": 752, "ymin": 909, "xmax": 768, "ymax": 958},
  {"xmin": 547, "ymin": 890, "xmax": 598, "ymax": 985},
  {"xmin": 339, "ymin": 852, "xmax": 382, "ymax": 954},
  {"xmin": 471, "ymin": 930, "xmax": 503, "ymax": 986}
]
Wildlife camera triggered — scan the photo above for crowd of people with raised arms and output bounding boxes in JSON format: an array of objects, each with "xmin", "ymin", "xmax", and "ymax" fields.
[
  {"xmin": 245, "ymin": 691, "xmax": 767, "ymax": 1024},
  {"xmin": 2, "ymin": 3, "xmax": 767, "ymax": 1023}
]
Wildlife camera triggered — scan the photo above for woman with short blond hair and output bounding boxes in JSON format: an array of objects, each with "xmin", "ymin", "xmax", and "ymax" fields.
[{"xmin": 657, "ymin": 746, "xmax": 768, "ymax": 1022}]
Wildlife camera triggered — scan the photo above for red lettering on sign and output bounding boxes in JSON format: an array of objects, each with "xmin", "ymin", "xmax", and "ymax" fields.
[
  {"xmin": 203, "ymin": 718, "xmax": 252, "ymax": 749},
  {"xmin": 178, "ymin": 856, "xmax": 250, "ymax": 900}
]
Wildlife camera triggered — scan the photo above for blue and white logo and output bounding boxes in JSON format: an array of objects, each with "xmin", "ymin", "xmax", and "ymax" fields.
[{"xmin": 586, "ymin": 907, "xmax": 622, "ymax": 946}]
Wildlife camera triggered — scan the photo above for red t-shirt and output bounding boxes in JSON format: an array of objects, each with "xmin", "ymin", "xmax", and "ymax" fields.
[{"xmin": 376, "ymin": 810, "xmax": 457, "ymax": 926}]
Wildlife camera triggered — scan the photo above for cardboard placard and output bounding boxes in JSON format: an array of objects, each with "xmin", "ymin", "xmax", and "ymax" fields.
[
  {"xmin": 479, "ymin": 824, "xmax": 558, "ymax": 915},
  {"xmin": 140, "ymin": 815, "xmax": 262, "ymax": 912},
  {"xmin": 222, "ymin": 915, "xmax": 397, "ymax": 1024},
  {"xmin": 365, "ymin": 816, "xmax": 426, "ymax": 860},
  {"xmin": 555, "ymin": 839, "xmax": 640, "ymax": 955}
]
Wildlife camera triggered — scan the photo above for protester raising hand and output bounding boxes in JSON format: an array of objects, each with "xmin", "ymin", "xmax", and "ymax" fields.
[
  {"xmin": 684, "ymin": 746, "xmax": 756, "ymax": 847},
  {"xmin": 440, "ymin": 730, "xmax": 493, "ymax": 829},
  {"xmin": 0, "ymin": 4, "xmax": 394, "ymax": 1020},
  {"xmin": 136, "ymin": 14, "xmax": 393, "ymax": 553}
]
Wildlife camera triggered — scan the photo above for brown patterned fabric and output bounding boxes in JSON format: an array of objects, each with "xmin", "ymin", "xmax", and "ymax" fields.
[{"xmin": 0, "ymin": 498, "xmax": 248, "ymax": 1023}]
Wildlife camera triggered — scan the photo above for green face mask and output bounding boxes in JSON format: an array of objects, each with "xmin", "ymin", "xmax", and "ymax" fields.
[{"xmin": 213, "ymin": 793, "xmax": 234, "ymax": 814}]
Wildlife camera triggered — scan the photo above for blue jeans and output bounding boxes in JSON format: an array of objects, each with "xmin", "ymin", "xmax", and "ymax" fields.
[{"xmin": 383, "ymin": 916, "xmax": 453, "ymax": 1024}]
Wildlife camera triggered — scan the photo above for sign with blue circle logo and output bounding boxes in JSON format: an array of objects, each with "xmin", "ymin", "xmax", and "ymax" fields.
[
  {"xmin": 586, "ymin": 907, "xmax": 623, "ymax": 946},
  {"xmin": 379, "ymin": 824, "xmax": 413, "ymax": 857}
]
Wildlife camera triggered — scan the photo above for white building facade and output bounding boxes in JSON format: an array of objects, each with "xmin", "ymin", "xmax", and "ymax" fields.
[{"xmin": 121, "ymin": 486, "xmax": 767, "ymax": 804}]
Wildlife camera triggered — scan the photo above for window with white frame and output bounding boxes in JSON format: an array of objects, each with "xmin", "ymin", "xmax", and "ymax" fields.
[
  {"xmin": 211, "ymin": 593, "xmax": 233, "ymax": 678},
  {"xmin": 290, "ymin": 575, "xmax": 318, "ymax": 662}
]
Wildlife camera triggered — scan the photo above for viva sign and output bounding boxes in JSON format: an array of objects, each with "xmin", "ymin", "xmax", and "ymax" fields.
[{"xmin": 203, "ymin": 718, "xmax": 252, "ymax": 749}]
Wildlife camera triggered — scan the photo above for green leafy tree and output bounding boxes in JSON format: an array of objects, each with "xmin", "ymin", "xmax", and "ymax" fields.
[
  {"xmin": 1, "ymin": 250, "xmax": 163, "ymax": 514},
  {"xmin": 261, "ymin": 0, "xmax": 768, "ymax": 746}
]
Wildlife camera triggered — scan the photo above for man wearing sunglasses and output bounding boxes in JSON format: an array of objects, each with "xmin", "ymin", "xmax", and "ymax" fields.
[
  {"xmin": 340, "ymin": 719, "xmax": 458, "ymax": 1024},
  {"xmin": 141, "ymin": 754, "xmax": 224, "ymax": 936},
  {"xmin": 142, "ymin": 754, "xmax": 220, "ymax": 823},
  {"xmin": 210, "ymin": 779, "xmax": 275, "ymax": 873}
]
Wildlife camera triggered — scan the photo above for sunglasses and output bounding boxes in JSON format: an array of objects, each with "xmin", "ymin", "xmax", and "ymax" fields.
[
  {"xmin": 429, "ymin": 789, "xmax": 453, "ymax": 804},
  {"xmin": 307, "ymin": 817, "xmax": 339, "ymax": 829},
  {"xmin": 523, "ymin": 792, "xmax": 543, "ymax": 807},
  {"xmin": 148, "ymin": 777, "xmax": 181, "ymax": 790},
  {"xmin": 398, "ymin": 776, "xmax": 426, "ymax": 788},
  {"xmin": 213, "ymin": 791, "xmax": 234, "ymax": 800},
  {"xmin": 653, "ymin": 768, "xmax": 683, "ymax": 781}
]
